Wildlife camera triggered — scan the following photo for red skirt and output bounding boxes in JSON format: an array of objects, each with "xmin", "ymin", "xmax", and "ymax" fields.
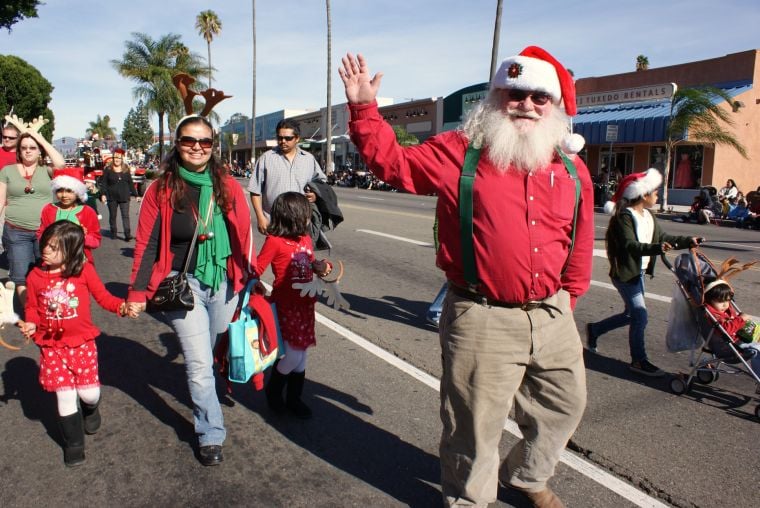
[{"xmin": 275, "ymin": 300, "xmax": 316, "ymax": 350}]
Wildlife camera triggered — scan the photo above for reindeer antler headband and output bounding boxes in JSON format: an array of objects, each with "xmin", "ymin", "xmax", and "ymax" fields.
[
  {"xmin": 172, "ymin": 73, "xmax": 232, "ymax": 133},
  {"xmin": 704, "ymin": 257, "xmax": 758, "ymax": 293}
]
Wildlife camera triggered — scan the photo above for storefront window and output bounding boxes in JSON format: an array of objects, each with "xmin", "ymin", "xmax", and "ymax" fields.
[{"xmin": 668, "ymin": 145, "xmax": 704, "ymax": 189}]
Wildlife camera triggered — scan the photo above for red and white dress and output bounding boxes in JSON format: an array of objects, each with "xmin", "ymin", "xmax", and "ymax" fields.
[
  {"xmin": 25, "ymin": 263, "xmax": 123, "ymax": 391},
  {"xmin": 255, "ymin": 235, "xmax": 316, "ymax": 350}
]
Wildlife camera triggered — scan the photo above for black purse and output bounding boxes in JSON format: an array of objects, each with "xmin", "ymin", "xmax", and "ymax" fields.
[{"xmin": 146, "ymin": 218, "xmax": 200, "ymax": 313}]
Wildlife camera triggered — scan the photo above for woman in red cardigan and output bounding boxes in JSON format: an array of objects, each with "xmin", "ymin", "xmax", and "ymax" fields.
[{"xmin": 127, "ymin": 115, "xmax": 256, "ymax": 466}]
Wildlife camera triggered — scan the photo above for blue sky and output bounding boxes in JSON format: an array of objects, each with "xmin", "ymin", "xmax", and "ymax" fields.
[{"xmin": 2, "ymin": 0, "xmax": 759, "ymax": 139}]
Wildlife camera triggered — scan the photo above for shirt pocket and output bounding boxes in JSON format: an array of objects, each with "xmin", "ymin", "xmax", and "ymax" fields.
[{"xmin": 552, "ymin": 173, "xmax": 578, "ymax": 222}]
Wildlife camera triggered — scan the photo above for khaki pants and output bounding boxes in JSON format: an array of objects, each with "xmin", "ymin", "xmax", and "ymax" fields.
[{"xmin": 439, "ymin": 290, "xmax": 586, "ymax": 507}]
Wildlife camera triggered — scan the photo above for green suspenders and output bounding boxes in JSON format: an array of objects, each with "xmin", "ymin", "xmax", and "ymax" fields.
[{"xmin": 458, "ymin": 145, "xmax": 581, "ymax": 288}]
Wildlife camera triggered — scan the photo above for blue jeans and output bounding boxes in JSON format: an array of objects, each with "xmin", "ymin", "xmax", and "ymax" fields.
[
  {"xmin": 2, "ymin": 224, "xmax": 40, "ymax": 285},
  {"xmin": 164, "ymin": 274, "xmax": 239, "ymax": 447},
  {"xmin": 589, "ymin": 273, "xmax": 649, "ymax": 362}
]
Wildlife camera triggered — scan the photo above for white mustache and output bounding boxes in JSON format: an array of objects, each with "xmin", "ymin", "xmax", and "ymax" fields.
[{"xmin": 506, "ymin": 109, "xmax": 541, "ymax": 120}]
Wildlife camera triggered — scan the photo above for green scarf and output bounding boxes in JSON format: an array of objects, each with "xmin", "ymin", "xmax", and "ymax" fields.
[
  {"xmin": 55, "ymin": 205, "xmax": 84, "ymax": 225},
  {"xmin": 179, "ymin": 166, "xmax": 231, "ymax": 291}
]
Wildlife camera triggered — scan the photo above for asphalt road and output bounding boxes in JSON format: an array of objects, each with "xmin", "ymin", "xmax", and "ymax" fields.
[{"xmin": 1, "ymin": 183, "xmax": 758, "ymax": 507}]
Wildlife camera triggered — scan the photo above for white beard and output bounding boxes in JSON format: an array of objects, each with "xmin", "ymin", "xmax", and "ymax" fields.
[{"xmin": 462, "ymin": 96, "xmax": 570, "ymax": 173}]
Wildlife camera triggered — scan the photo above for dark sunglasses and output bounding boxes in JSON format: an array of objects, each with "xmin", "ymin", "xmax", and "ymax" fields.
[
  {"xmin": 277, "ymin": 135, "xmax": 296, "ymax": 142},
  {"xmin": 507, "ymin": 89, "xmax": 552, "ymax": 105},
  {"xmin": 178, "ymin": 136, "xmax": 214, "ymax": 149},
  {"xmin": 2, "ymin": 135, "xmax": 18, "ymax": 141}
]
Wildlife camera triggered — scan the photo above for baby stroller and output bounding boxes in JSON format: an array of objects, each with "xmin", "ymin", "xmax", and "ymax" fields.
[{"xmin": 662, "ymin": 248, "xmax": 760, "ymax": 419}]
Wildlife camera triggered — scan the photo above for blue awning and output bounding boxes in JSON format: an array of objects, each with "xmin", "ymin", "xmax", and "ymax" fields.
[{"xmin": 573, "ymin": 81, "xmax": 752, "ymax": 145}]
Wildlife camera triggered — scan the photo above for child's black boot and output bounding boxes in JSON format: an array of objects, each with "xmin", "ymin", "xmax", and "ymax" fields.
[
  {"xmin": 286, "ymin": 371, "xmax": 312, "ymax": 419},
  {"xmin": 58, "ymin": 412, "xmax": 85, "ymax": 467},
  {"xmin": 265, "ymin": 361, "xmax": 287, "ymax": 413},
  {"xmin": 81, "ymin": 400, "xmax": 101, "ymax": 435}
]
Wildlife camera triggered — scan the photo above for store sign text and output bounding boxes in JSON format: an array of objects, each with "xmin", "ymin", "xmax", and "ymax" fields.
[{"xmin": 577, "ymin": 83, "xmax": 676, "ymax": 107}]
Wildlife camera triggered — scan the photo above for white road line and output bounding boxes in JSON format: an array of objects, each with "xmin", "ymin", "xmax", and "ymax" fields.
[
  {"xmin": 356, "ymin": 229, "xmax": 434, "ymax": 247},
  {"xmin": 314, "ymin": 312, "xmax": 668, "ymax": 508},
  {"xmin": 342, "ymin": 203, "xmax": 432, "ymax": 220},
  {"xmin": 356, "ymin": 196, "xmax": 385, "ymax": 201}
]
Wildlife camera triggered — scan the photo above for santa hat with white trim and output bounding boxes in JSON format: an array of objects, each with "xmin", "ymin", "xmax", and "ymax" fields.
[
  {"xmin": 51, "ymin": 167, "xmax": 88, "ymax": 204},
  {"xmin": 603, "ymin": 168, "xmax": 663, "ymax": 214},
  {"xmin": 491, "ymin": 45, "xmax": 585, "ymax": 154}
]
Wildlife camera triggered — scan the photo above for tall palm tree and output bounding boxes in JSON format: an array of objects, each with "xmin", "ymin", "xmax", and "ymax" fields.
[
  {"xmin": 324, "ymin": 0, "xmax": 332, "ymax": 174},
  {"xmin": 251, "ymin": 0, "xmax": 257, "ymax": 161},
  {"xmin": 489, "ymin": 0, "xmax": 503, "ymax": 81},
  {"xmin": 195, "ymin": 10, "xmax": 222, "ymax": 88},
  {"xmin": 87, "ymin": 114, "xmax": 116, "ymax": 141},
  {"xmin": 636, "ymin": 55, "xmax": 649, "ymax": 71},
  {"xmin": 660, "ymin": 86, "xmax": 747, "ymax": 210},
  {"xmin": 112, "ymin": 33, "xmax": 204, "ymax": 162}
]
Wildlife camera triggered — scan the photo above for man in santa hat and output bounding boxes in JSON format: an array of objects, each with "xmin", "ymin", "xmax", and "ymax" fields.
[{"xmin": 340, "ymin": 47, "xmax": 594, "ymax": 507}]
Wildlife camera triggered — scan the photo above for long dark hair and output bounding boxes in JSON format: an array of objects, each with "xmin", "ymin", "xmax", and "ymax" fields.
[
  {"xmin": 157, "ymin": 116, "xmax": 230, "ymax": 211},
  {"xmin": 267, "ymin": 192, "xmax": 310, "ymax": 239},
  {"xmin": 39, "ymin": 220, "xmax": 85, "ymax": 277}
]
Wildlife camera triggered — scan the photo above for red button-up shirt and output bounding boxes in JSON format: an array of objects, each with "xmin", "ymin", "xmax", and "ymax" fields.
[{"xmin": 349, "ymin": 102, "xmax": 594, "ymax": 306}]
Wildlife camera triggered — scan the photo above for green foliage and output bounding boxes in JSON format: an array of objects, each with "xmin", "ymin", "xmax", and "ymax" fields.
[
  {"xmin": 0, "ymin": 54, "xmax": 55, "ymax": 139},
  {"xmin": 195, "ymin": 10, "xmax": 222, "ymax": 87},
  {"xmin": 121, "ymin": 101, "xmax": 154, "ymax": 150},
  {"xmin": 87, "ymin": 114, "xmax": 116, "ymax": 140},
  {"xmin": 111, "ymin": 32, "xmax": 205, "ymax": 161},
  {"xmin": 393, "ymin": 125, "xmax": 419, "ymax": 146},
  {"xmin": 636, "ymin": 55, "xmax": 649, "ymax": 71},
  {"xmin": 1, "ymin": 0, "xmax": 41, "ymax": 32}
]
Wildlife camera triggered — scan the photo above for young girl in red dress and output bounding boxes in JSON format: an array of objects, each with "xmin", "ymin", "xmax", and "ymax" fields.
[
  {"xmin": 20, "ymin": 220, "xmax": 127, "ymax": 466},
  {"xmin": 255, "ymin": 192, "xmax": 332, "ymax": 419},
  {"xmin": 37, "ymin": 167, "xmax": 101, "ymax": 264}
]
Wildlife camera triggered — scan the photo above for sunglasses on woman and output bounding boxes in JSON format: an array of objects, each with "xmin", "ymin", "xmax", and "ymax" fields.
[
  {"xmin": 506, "ymin": 89, "xmax": 552, "ymax": 105},
  {"xmin": 178, "ymin": 136, "xmax": 214, "ymax": 149}
]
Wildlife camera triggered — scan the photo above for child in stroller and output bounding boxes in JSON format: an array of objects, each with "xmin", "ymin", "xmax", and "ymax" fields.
[
  {"xmin": 703, "ymin": 277, "xmax": 760, "ymax": 388},
  {"xmin": 666, "ymin": 252, "xmax": 760, "ymax": 418}
]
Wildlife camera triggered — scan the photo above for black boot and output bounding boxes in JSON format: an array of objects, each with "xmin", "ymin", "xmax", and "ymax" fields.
[
  {"xmin": 58, "ymin": 412, "xmax": 85, "ymax": 467},
  {"xmin": 286, "ymin": 371, "xmax": 312, "ymax": 419},
  {"xmin": 265, "ymin": 362, "xmax": 288, "ymax": 413},
  {"xmin": 81, "ymin": 400, "xmax": 101, "ymax": 435}
]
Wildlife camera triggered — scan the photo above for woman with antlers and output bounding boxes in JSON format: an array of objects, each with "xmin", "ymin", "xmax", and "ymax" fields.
[
  {"xmin": 0, "ymin": 115, "xmax": 66, "ymax": 308},
  {"xmin": 588, "ymin": 169, "xmax": 702, "ymax": 377},
  {"xmin": 126, "ymin": 75, "xmax": 256, "ymax": 467}
]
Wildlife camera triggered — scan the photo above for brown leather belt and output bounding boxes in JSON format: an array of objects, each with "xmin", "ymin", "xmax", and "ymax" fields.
[{"xmin": 448, "ymin": 283, "xmax": 549, "ymax": 311}]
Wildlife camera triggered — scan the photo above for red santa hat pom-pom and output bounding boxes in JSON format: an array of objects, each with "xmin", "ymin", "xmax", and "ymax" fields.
[{"xmin": 561, "ymin": 133, "xmax": 585, "ymax": 155}]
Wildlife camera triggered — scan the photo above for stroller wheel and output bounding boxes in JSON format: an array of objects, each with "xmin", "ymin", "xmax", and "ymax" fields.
[
  {"xmin": 696, "ymin": 369, "xmax": 719, "ymax": 384},
  {"xmin": 670, "ymin": 376, "xmax": 690, "ymax": 395}
]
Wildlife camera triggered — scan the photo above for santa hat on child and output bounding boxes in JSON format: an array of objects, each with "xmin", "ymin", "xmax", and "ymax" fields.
[
  {"xmin": 491, "ymin": 45, "xmax": 585, "ymax": 154},
  {"xmin": 603, "ymin": 168, "xmax": 663, "ymax": 214},
  {"xmin": 51, "ymin": 167, "xmax": 88, "ymax": 204}
]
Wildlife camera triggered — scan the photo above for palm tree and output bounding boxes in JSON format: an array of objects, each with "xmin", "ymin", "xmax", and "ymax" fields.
[
  {"xmin": 324, "ymin": 0, "xmax": 333, "ymax": 174},
  {"xmin": 196, "ymin": 10, "xmax": 222, "ymax": 88},
  {"xmin": 251, "ymin": 0, "xmax": 257, "ymax": 161},
  {"xmin": 660, "ymin": 86, "xmax": 748, "ymax": 210},
  {"xmin": 489, "ymin": 0, "xmax": 503, "ymax": 81},
  {"xmin": 636, "ymin": 55, "xmax": 649, "ymax": 71},
  {"xmin": 87, "ymin": 114, "xmax": 116, "ymax": 141},
  {"xmin": 112, "ymin": 33, "xmax": 204, "ymax": 162}
]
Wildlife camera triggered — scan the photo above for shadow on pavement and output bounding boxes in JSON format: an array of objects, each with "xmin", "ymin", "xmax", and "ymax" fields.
[
  {"xmin": 1, "ymin": 355, "xmax": 60, "ymax": 444},
  {"xmin": 232, "ymin": 377, "xmax": 442, "ymax": 506},
  {"xmin": 342, "ymin": 292, "xmax": 434, "ymax": 331},
  {"xmin": 98, "ymin": 334, "xmax": 195, "ymax": 446}
]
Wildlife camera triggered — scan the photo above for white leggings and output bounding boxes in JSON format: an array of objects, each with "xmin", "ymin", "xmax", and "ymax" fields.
[
  {"xmin": 56, "ymin": 387, "xmax": 100, "ymax": 417},
  {"xmin": 276, "ymin": 343, "xmax": 308, "ymax": 375}
]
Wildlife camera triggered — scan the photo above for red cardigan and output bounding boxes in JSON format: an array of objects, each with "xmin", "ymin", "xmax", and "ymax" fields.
[
  {"xmin": 38, "ymin": 203, "xmax": 101, "ymax": 264},
  {"xmin": 127, "ymin": 177, "xmax": 256, "ymax": 303}
]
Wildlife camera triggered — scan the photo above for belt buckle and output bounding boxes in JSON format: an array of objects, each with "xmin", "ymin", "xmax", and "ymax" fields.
[{"xmin": 521, "ymin": 301, "xmax": 541, "ymax": 311}]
